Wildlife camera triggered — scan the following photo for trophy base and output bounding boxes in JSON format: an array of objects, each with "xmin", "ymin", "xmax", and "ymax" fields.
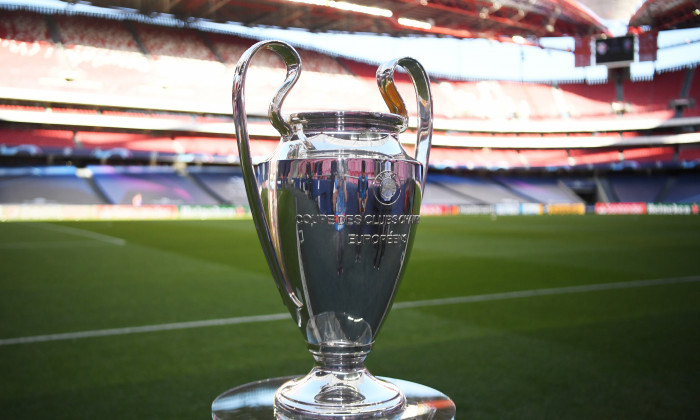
[
  {"xmin": 274, "ymin": 367, "xmax": 404, "ymax": 419},
  {"xmin": 212, "ymin": 376, "xmax": 455, "ymax": 420}
]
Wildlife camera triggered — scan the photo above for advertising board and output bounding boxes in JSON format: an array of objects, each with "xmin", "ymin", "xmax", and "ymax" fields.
[
  {"xmin": 547, "ymin": 203, "xmax": 586, "ymax": 215},
  {"xmin": 647, "ymin": 203, "xmax": 699, "ymax": 215},
  {"xmin": 0, "ymin": 205, "xmax": 250, "ymax": 221},
  {"xmin": 595, "ymin": 202, "xmax": 646, "ymax": 215}
]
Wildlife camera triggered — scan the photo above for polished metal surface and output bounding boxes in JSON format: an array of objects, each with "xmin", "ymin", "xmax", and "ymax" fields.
[
  {"xmin": 233, "ymin": 40, "xmax": 304, "ymax": 311},
  {"xmin": 212, "ymin": 376, "xmax": 456, "ymax": 420},
  {"xmin": 230, "ymin": 40, "xmax": 436, "ymax": 418},
  {"xmin": 376, "ymin": 58, "xmax": 433, "ymax": 192}
]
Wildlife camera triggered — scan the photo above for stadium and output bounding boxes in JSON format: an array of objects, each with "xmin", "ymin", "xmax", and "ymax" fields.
[{"xmin": 0, "ymin": 0, "xmax": 698, "ymax": 419}]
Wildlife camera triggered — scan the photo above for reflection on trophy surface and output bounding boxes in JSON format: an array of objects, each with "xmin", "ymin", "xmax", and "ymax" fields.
[{"xmin": 229, "ymin": 39, "xmax": 436, "ymax": 418}]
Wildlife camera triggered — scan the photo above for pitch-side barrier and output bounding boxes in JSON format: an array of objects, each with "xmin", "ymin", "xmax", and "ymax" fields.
[
  {"xmin": 0, "ymin": 204, "xmax": 250, "ymax": 221},
  {"xmin": 427, "ymin": 202, "xmax": 699, "ymax": 216},
  {"xmin": 0, "ymin": 202, "xmax": 698, "ymax": 221}
]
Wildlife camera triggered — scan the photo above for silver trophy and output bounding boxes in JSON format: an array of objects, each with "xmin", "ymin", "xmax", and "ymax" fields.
[{"xmin": 232, "ymin": 40, "xmax": 432, "ymax": 419}]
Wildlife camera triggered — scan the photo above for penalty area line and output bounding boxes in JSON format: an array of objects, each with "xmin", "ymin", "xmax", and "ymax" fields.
[{"xmin": 1, "ymin": 276, "xmax": 697, "ymax": 347}]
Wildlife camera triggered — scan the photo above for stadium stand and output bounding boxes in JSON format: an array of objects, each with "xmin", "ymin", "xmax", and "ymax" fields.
[
  {"xmin": 75, "ymin": 132, "xmax": 176, "ymax": 154},
  {"xmin": 2, "ymin": 10, "xmax": 697, "ymax": 124},
  {"xmin": 662, "ymin": 173, "xmax": 700, "ymax": 203},
  {"xmin": 497, "ymin": 82, "xmax": 563, "ymax": 120},
  {"xmin": 90, "ymin": 166, "xmax": 221, "ymax": 205},
  {"xmin": 569, "ymin": 148, "xmax": 621, "ymax": 167},
  {"xmin": 0, "ymin": 9, "xmax": 52, "ymax": 43},
  {"xmin": 207, "ymin": 32, "xmax": 279, "ymax": 68},
  {"xmin": 189, "ymin": 167, "xmax": 249, "ymax": 206},
  {"xmin": 558, "ymin": 81, "xmax": 617, "ymax": 118},
  {"xmin": 427, "ymin": 174, "xmax": 529, "ymax": 204},
  {"xmin": 422, "ymin": 180, "xmax": 483, "ymax": 205},
  {"xmin": 134, "ymin": 23, "xmax": 216, "ymax": 61},
  {"xmin": 0, "ymin": 11, "xmax": 64, "ymax": 89},
  {"xmin": 519, "ymin": 149, "xmax": 571, "ymax": 168},
  {"xmin": 2, "ymin": 10, "xmax": 696, "ymax": 125},
  {"xmin": 622, "ymin": 147, "xmax": 676, "ymax": 167},
  {"xmin": 684, "ymin": 69, "xmax": 700, "ymax": 117},
  {"xmin": 0, "ymin": 127, "xmax": 76, "ymax": 163},
  {"xmin": 0, "ymin": 166, "xmax": 106, "ymax": 204},
  {"xmin": 55, "ymin": 15, "xmax": 140, "ymax": 51},
  {"xmin": 609, "ymin": 173, "xmax": 667, "ymax": 202},
  {"xmin": 678, "ymin": 144, "xmax": 700, "ymax": 165},
  {"xmin": 622, "ymin": 71, "xmax": 684, "ymax": 118},
  {"xmin": 172, "ymin": 136, "xmax": 237, "ymax": 157},
  {"xmin": 0, "ymin": 9, "xmax": 697, "ymax": 211},
  {"xmin": 495, "ymin": 176, "xmax": 583, "ymax": 203}
]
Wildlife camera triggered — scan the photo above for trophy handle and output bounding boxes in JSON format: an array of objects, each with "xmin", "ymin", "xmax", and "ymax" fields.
[
  {"xmin": 232, "ymin": 40, "xmax": 304, "ymax": 310},
  {"xmin": 376, "ymin": 58, "xmax": 433, "ymax": 194}
]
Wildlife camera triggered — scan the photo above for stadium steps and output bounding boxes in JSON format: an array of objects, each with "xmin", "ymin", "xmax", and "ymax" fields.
[
  {"xmin": 557, "ymin": 180, "xmax": 586, "ymax": 203},
  {"xmin": 184, "ymin": 170, "xmax": 228, "ymax": 205},
  {"xmin": 609, "ymin": 173, "xmax": 670, "ymax": 202},
  {"xmin": 560, "ymin": 177, "xmax": 598, "ymax": 204},
  {"xmin": 594, "ymin": 177, "xmax": 616, "ymax": 203},
  {"xmin": 199, "ymin": 32, "xmax": 225, "ymax": 65},
  {"xmin": 123, "ymin": 21, "xmax": 150, "ymax": 58},
  {"xmin": 44, "ymin": 15, "xmax": 63, "ymax": 46},
  {"xmin": 85, "ymin": 173, "xmax": 113, "ymax": 205},
  {"xmin": 493, "ymin": 176, "xmax": 585, "ymax": 204},
  {"xmin": 677, "ymin": 67, "xmax": 696, "ymax": 118},
  {"xmin": 656, "ymin": 176, "xmax": 678, "ymax": 203},
  {"xmin": 430, "ymin": 180, "xmax": 488, "ymax": 205},
  {"xmin": 488, "ymin": 176, "xmax": 541, "ymax": 203},
  {"xmin": 425, "ymin": 174, "xmax": 530, "ymax": 205}
]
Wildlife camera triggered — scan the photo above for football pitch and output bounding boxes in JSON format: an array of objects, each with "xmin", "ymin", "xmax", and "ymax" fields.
[{"xmin": 0, "ymin": 215, "xmax": 698, "ymax": 419}]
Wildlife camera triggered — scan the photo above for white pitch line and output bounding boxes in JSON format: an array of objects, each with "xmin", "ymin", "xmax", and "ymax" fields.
[
  {"xmin": 1, "ymin": 276, "xmax": 697, "ymax": 347},
  {"xmin": 31, "ymin": 223, "xmax": 126, "ymax": 246},
  {"xmin": 0, "ymin": 313, "xmax": 290, "ymax": 346},
  {"xmin": 0, "ymin": 240, "xmax": 116, "ymax": 250},
  {"xmin": 392, "ymin": 275, "xmax": 700, "ymax": 309}
]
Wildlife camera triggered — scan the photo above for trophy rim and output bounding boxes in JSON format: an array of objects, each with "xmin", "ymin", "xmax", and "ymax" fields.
[{"xmin": 289, "ymin": 111, "xmax": 405, "ymax": 134}]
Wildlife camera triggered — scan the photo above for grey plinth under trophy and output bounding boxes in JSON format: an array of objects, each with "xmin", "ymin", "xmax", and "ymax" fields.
[{"xmin": 215, "ymin": 40, "xmax": 455, "ymax": 419}]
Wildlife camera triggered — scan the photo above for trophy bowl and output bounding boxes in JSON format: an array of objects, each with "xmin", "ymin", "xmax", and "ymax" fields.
[{"xmin": 229, "ymin": 40, "xmax": 433, "ymax": 419}]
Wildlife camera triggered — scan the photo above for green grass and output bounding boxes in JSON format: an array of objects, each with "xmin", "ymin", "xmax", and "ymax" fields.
[{"xmin": 0, "ymin": 216, "xmax": 699, "ymax": 419}]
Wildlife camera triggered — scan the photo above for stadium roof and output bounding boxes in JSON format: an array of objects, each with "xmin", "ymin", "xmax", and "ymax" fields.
[
  {"xmin": 629, "ymin": 0, "xmax": 700, "ymax": 32},
  {"xmin": 81, "ymin": 0, "xmax": 616, "ymax": 40}
]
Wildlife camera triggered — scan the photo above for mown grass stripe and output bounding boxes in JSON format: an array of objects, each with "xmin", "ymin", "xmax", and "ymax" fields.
[
  {"xmin": 31, "ymin": 223, "xmax": 127, "ymax": 246},
  {"xmin": 1, "ymin": 276, "xmax": 697, "ymax": 347}
]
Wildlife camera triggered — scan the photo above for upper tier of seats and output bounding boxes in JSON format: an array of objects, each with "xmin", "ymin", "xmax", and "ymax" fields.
[
  {"xmin": 0, "ymin": 10, "xmax": 51, "ymax": 42},
  {"xmin": 1, "ymin": 10, "xmax": 697, "ymax": 122},
  {"xmin": 55, "ymin": 15, "xmax": 139, "ymax": 51}
]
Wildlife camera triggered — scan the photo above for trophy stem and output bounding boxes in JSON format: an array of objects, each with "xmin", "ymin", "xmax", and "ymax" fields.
[
  {"xmin": 274, "ymin": 346, "xmax": 405, "ymax": 419},
  {"xmin": 309, "ymin": 344, "xmax": 370, "ymax": 370}
]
